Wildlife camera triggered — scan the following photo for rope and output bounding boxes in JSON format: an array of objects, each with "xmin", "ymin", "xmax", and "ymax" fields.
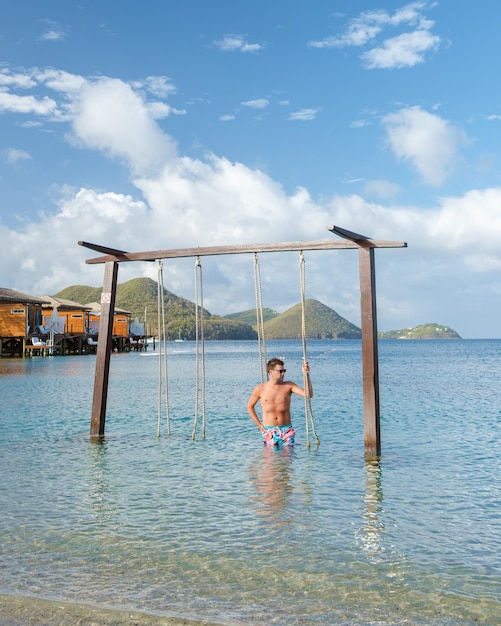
[
  {"xmin": 156, "ymin": 260, "xmax": 171, "ymax": 437},
  {"xmin": 253, "ymin": 253, "xmax": 267, "ymax": 382},
  {"xmin": 193, "ymin": 256, "xmax": 206, "ymax": 440},
  {"xmin": 299, "ymin": 251, "xmax": 320, "ymax": 447}
]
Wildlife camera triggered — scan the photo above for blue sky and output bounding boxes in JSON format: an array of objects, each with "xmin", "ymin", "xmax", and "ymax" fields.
[{"xmin": 1, "ymin": 1, "xmax": 501, "ymax": 338}]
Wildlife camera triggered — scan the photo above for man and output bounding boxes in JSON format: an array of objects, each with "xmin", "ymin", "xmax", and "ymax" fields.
[{"xmin": 247, "ymin": 358, "xmax": 313, "ymax": 446}]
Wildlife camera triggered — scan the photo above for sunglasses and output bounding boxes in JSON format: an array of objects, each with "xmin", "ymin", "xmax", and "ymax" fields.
[{"xmin": 273, "ymin": 369, "xmax": 286, "ymax": 373}]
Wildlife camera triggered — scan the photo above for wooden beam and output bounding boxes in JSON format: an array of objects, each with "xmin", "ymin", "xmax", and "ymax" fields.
[
  {"xmin": 78, "ymin": 241, "xmax": 129, "ymax": 256},
  {"xmin": 358, "ymin": 246, "xmax": 381, "ymax": 458},
  {"xmin": 80, "ymin": 239, "xmax": 359, "ymax": 264},
  {"xmin": 79, "ymin": 228, "xmax": 406, "ymax": 265},
  {"xmin": 90, "ymin": 260, "xmax": 119, "ymax": 438},
  {"xmin": 327, "ymin": 224, "xmax": 407, "ymax": 249},
  {"xmin": 328, "ymin": 224, "xmax": 369, "ymax": 242}
]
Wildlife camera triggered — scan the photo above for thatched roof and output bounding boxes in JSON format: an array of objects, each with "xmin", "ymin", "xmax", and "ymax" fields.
[{"xmin": 0, "ymin": 288, "xmax": 49, "ymax": 305}]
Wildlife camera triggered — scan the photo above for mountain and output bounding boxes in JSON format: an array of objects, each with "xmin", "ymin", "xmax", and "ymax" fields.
[
  {"xmin": 378, "ymin": 323, "xmax": 461, "ymax": 339},
  {"xmin": 55, "ymin": 278, "xmax": 257, "ymax": 340},
  {"xmin": 54, "ymin": 282, "xmax": 362, "ymax": 340},
  {"xmin": 224, "ymin": 307, "xmax": 278, "ymax": 326},
  {"xmin": 262, "ymin": 299, "xmax": 361, "ymax": 339},
  {"xmin": 53, "ymin": 282, "xmax": 459, "ymax": 341},
  {"xmin": 54, "ymin": 284, "xmax": 102, "ymax": 306}
]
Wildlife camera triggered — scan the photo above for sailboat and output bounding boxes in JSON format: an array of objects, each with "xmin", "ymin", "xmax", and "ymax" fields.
[{"xmin": 174, "ymin": 329, "xmax": 185, "ymax": 342}]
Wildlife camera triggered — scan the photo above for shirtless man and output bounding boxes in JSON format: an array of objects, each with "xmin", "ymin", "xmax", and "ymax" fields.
[{"xmin": 247, "ymin": 358, "xmax": 313, "ymax": 445}]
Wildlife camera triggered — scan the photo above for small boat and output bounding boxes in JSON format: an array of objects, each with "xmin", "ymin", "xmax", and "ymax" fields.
[{"xmin": 174, "ymin": 329, "xmax": 185, "ymax": 342}]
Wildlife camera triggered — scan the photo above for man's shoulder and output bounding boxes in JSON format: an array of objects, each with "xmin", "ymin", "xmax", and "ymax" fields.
[{"xmin": 253, "ymin": 381, "xmax": 267, "ymax": 393}]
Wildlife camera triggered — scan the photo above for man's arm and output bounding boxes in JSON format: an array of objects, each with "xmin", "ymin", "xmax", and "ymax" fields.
[
  {"xmin": 304, "ymin": 372, "xmax": 313, "ymax": 398},
  {"xmin": 291, "ymin": 363, "xmax": 313, "ymax": 398},
  {"xmin": 247, "ymin": 386, "xmax": 266, "ymax": 432},
  {"xmin": 302, "ymin": 362, "xmax": 313, "ymax": 398}
]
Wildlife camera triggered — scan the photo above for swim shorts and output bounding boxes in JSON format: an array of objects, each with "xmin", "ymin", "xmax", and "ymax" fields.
[{"xmin": 262, "ymin": 425, "xmax": 295, "ymax": 446}]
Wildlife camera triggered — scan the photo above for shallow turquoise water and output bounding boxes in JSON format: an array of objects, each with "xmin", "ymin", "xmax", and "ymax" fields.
[{"xmin": 1, "ymin": 340, "xmax": 500, "ymax": 625}]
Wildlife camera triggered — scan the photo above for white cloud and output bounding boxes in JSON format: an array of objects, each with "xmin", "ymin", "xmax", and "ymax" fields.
[
  {"xmin": 146, "ymin": 101, "xmax": 186, "ymax": 119},
  {"xmin": 39, "ymin": 20, "xmax": 67, "ymax": 42},
  {"xmin": 241, "ymin": 98, "xmax": 269, "ymax": 109},
  {"xmin": 19, "ymin": 120, "xmax": 43, "ymax": 128},
  {"xmin": 220, "ymin": 114, "xmax": 235, "ymax": 122},
  {"xmin": 361, "ymin": 28, "xmax": 440, "ymax": 68},
  {"xmin": 70, "ymin": 77, "xmax": 177, "ymax": 177},
  {"xmin": 0, "ymin": 67, "xmax": 181, "ymax": 128},
  {"xmin": 350, "ymin": 119, "xmax": 371, "ymax": 128},
  {"xmin": 141, "ymin": 75, "xmax": 177, "ymax": 98},
  {"xmin": 342, "ymin": 177, "xmax": 365, "ymax": 184},
  {"xmin": 364, "ymin": 179, "xmax": 402, "ymax": 199},
  {"xmin": 0, "ymin": 91, "xmax": 57, "ymax": 115},
  {"xmin": 0, "ymin": 70, "xmax": 37, "ymax": 89},
  {"xmin": 37, "ymin": 68, "xmax": 88, "ymax": 94},
  {"xmin": 213, "ymin": 35, "xmax": 264, "ymax": 53},
  {"xmin": 309, "ymin": 1, "xmax": 441, "ymax": 69},
  {"xmin": 288, "ymin": 108, "xmax": 319, "ymax": 121},
  {"xmin": 2, "ymin": 148, "xmax": 31, "ymax": 165},
  {"xmin": 40, "ymin": 29, "xmax": 65, "ymax": 42},
  {"xmin": 382, "ymin": 106, "xmax": 467, "ymax": 186}
]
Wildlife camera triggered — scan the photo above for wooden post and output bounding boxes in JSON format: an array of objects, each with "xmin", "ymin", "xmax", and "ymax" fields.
[
  {"xmin": 90, "ymin": 261, "xmax": 119, "ymax": 438},
  {"xmin": 358, "ymin": 246, "xmax": 381, "ymax": 458}
]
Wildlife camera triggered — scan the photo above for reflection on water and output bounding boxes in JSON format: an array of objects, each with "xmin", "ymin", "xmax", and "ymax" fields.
[
  {"xmin": 0, "ymin": 360, "xmax": 29, "ymax": 376},
  {"xmin": 248, "ymin": 446, "xmax": 295, "ymax": 532},
  {"xmin": 356, "ymin": 459, "xmax": 385, "ymax": 557},
  {"xmin": 86, "ymin": 438, "xmax": 119, "ymax": 527}
]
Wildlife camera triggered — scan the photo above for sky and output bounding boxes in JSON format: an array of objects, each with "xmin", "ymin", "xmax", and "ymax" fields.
[{"xmin": 1, "ymin": 1, "xmax": 501, "ymax": 338}]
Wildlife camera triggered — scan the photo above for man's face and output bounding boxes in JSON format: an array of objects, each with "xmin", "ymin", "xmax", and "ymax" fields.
[{"xmin": 270, "ymin": 366, "xmax": 286, "ymax": 379}]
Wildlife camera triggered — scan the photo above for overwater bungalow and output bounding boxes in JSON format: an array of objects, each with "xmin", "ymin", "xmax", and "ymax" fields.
[
  {"xmin": 0, "ymin": 287, "xmax": 138, "ymax": 357},
  {"xmin": 0, "ymin": 288, "xmax": 48, "ymax": 357},
  {"xmin": 39, "ymin": 296, "xmax": 91, "ymax": 335},
  {"xmin": 83, "ymin": 301, "xmax": 130, "ymax": 338}
]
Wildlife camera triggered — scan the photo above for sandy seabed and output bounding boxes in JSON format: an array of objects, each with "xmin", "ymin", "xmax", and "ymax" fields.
[{"xmin": 0, "ymin": 594, "xmax": 227, "ymax": 626}]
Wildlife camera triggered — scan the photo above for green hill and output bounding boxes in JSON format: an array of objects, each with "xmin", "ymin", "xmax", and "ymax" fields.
[
  {"xmin": 55, "ymin": 278, "xmax": 257, "ymax": 340},
  {"xmin": 54, "ymin": 284, "xmax": 102, "ymax": 306},
  {"xmin": 224, "ymin": 307, "xmax": 278, "ymax": 326},
  {"xmin": 54, "ymin": 281, "xmax": 460, "ymax": 341},
  {"xmin": 378, "ymin": 323, "xmax": 461, "ymax": 339},
  {"xmin": 262, "ymin": 299, "xmax": 361, "ymax": 339}
]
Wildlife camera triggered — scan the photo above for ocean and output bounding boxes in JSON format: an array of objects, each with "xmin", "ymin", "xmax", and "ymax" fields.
[{"xmin": 0, "ymin": 339, "xmax": 500, "ymax": 625}]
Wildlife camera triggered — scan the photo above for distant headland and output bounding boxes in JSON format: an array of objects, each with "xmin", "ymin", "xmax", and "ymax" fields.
[{"xmin": 378, "ymin": 323, "xmax": 461, "ymax": 339}]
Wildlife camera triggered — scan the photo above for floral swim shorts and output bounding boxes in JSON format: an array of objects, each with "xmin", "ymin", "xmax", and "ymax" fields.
[{"xmin": 262, "ymin": 425, "xmax": 295, "ymax": 446}]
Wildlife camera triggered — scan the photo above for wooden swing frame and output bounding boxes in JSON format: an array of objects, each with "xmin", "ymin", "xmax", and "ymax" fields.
[{"xmin": 79, "ymin": 225, "xmax": 406, "ymax": 457}]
